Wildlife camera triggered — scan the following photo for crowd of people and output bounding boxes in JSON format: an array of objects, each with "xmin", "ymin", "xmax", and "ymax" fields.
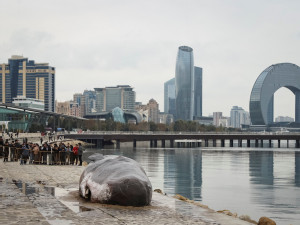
[{"xmin": 0, "ymin": 136, "xmax": 85, "ymax": 166}]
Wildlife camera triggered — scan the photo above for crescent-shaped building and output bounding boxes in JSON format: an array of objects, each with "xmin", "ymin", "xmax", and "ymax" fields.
[{"xmin": 249, "ymin": 63, "xmax": 300, "ymax": 125}]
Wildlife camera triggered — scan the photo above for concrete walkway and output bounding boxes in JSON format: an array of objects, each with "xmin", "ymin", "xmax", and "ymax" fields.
[{"xmin": 0, "ymin": 161, "xmax": 253, "ymax": 225}]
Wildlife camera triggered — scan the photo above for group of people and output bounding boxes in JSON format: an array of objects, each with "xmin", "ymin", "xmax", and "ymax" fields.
[{"xmin": 0, "ymin": 137, "xmax": 85, "ymax": 166}]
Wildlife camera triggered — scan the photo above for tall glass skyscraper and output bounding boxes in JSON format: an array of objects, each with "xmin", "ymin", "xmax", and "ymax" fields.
[
  {"xmin": 175, "ymin": 46, "xmax": 194, "ymax": 121},
  {"xmin": 194, "ymin": 66, "xmax": 202, "ymax": 117},
  {"xmin": 164, "ymin": 77, "xmax": 176, "ymax": 117}
]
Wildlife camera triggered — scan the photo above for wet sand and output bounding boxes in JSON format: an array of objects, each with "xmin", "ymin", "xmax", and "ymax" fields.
[{"xmin": 0, "ymin": 160, "xmax": 253, "ymax": 225}]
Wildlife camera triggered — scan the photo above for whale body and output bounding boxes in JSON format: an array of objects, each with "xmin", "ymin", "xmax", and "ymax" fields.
[{"xmin": 79, "ymin": 153, "xmax": 152, "ymax": 206}]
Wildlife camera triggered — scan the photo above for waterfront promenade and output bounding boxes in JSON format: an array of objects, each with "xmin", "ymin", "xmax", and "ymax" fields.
[{"xmin": 0, "ymin": 160, "xmax": 253, "ymax": 225}]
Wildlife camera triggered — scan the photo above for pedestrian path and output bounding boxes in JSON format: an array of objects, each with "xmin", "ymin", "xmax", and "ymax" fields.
[{"xmin": 0, "ymin": 161, "xmax": 253, "ymax": 225}]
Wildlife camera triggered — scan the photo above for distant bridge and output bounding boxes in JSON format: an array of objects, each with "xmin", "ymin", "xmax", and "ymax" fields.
[{"xmin": 61, "ymin": 132, "xmax": 300, "ymax": 148}]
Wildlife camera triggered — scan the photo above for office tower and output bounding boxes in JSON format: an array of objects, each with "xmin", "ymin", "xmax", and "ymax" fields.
[
  {"xmin": 164, "ymin": 78, "xmax": 176, "ymax": 117},
  {"xmin": 94, "ymin": 85, "xmax": 135, "ymax": 112},
  {"xmin": 230, "ymin": 106, "xmax": 251, "ymax": 128},
  {"xmin": 0, "ymin": 55, "xmax": 55, "ymax": 112},
  {"xmin": 147, "ymin": 98, "xmax": 159, "ymax": 123},
  {"xmin": 175, "ymin": 46, "xmax": 194, "ymax": 121},
  {"xmin": 83, "ymin": 90, "xmax": 96, "ymax": 115},
  {"xmin": 194, "ymin": 66, "xmax": 202, "ymax": 117},
  {"xmin": 250, "ymin": 63, "xmax": 300, "ymax": 125},
  {"xmin": 73, "ymin": 93, "xmax": 84, "ymax": 117}
]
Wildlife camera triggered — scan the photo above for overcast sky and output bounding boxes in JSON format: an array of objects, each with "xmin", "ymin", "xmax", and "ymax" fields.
[{"xmin": 1, "ymin": 0, "xmax": 300, "ymax": 117}]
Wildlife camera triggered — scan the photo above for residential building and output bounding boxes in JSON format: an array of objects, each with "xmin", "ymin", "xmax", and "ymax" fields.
[
  {"xmin": 56, "ymin": 101, "xmax": 70, "ymax": 115},
  {"xmin": 147, "ymin": 99, "xmax": 159, "ymax": 123},
  {"xmin": 213, "ymin": 112, "xmax": 223, "ymax": 126},
  {"xmin": 230, "ymin": 106, "xmax": 251, "ymax": 128},
  {"xmin": 0, "ymin": 55, "xmax": 55, "ymax": 112},
  {"xmin": 56, "ymin": 101, "xmax": 81, "ymax": 117},
  {"xmin": 70, "ymin": 101, "xmax": 81, "ymax": 117}
]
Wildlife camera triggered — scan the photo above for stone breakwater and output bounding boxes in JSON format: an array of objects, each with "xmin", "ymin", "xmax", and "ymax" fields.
[{"xmin": 0, "ymin": 161, "xmax": 253, "ymax": 225}]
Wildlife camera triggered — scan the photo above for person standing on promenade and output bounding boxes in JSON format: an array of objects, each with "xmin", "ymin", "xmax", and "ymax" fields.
[
  {"xmin": 41, "ymin": 143, "xmax": 48, "ymax": 165},
  {"xmin": 0, "ymin": 136, "xmax": 3, "ymax": 157},
  {"xmin": 73, "ymin": 144, "xmax": 79, "ymax": 165},
  {"xmin": 52, "ymin": 143, "xmax": 59, "ymax": 165},
  {"xmin": 15, "ymin": 139, "xmax": 21, "ymax": 162},
  {"xmin": 59, "ymin": 142, "xmax": 66, "ymax": 165},
  {"xmin": 20, "ymin": 143, "xmax": 29, "ymax": 165},
  {"xmin": 33, "ymin": 144, "xmax": 40, "ymax": 164},
  {"xmin": 3, "ymin": 140, "xmax": 9, "ymax": 162},
  {"xmin": 65, "ymin": 143, "xmax": 71, "ymax": 165},
  {"xmin": 78, "ymin": 143, "xmax": 85, "ymax": 166},
  {"xmin": 10, "ymin": 140, "xmax": 16, "ymax": 161},
  {"xmin": 69, "ymin": 144, "xmax": 74, "ymax": 165},
  {"xmin": 29, "ymin": 143, "xmax": 34, "ymax": 164},
  {"xmin": 48, "ymin": 143, "xmax": 53, "ymax": 165}
]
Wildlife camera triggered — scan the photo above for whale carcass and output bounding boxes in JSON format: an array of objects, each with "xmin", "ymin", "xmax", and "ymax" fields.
[{"xmin": 79, "ymin": 153, "xmax": 152, "ymax": 206}]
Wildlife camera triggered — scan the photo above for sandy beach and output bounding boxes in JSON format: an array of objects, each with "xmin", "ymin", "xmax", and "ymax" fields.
[{"xmin": 0, "ymin": 159, "xmax": 254, "ymax": 225}]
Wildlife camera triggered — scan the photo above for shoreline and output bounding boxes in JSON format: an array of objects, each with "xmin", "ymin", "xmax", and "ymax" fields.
[{"xmin": 0, "ymin": 160, "xmax": 254, "ymax": 225}]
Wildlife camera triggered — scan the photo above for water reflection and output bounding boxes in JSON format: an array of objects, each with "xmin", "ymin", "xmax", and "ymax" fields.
[
  {"xmin": 249, "ymin": 151, "xmax": 274, "ymax": 185},
  {"xmin": 173, "ymin": 149, "xmax": 202, "ymax": 200},
  {"xmin": 296, "ymin": 152, "xmax": 300, "ymax": 187},
  {"xmin": 84, "ymin": 147, "xmax": 300, "ymax": 225}
]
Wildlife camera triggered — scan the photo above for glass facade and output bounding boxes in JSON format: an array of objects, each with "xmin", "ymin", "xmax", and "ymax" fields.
[
  {"xmin": 0, "ymin": 56, "xmax": 55, "ymax": 112},
  {"xmin": 175, "ymin": 46, "xmax": 194, "ymax": 121},
  {"xmin": 112, "ymin": 107, "xmax": 125, "ymax": 123},
  {"xmin": 164, "ymin": 78, "xmax": 176, "ymax": 116},
  {"xmin": 94, "ymin": 85, "xmax": 135, "ymax": 113},
  {"xmin": 250, "ymin": 63, "xmax": 300, "ymax": 125},
  {"xmin": 194, "ymin": 66, "xmax": 202, "ymax": 117}
]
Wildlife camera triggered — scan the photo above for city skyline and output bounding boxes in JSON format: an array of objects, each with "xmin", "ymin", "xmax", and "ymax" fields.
[{"xmin": 1, "ymin": 1, "xmax": 300, "ymax": 118}]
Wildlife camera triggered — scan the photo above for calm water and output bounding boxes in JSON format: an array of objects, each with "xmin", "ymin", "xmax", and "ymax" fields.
[{"xmin": 83, "ymin": 147, "xmax": 300, "ymax": 225}]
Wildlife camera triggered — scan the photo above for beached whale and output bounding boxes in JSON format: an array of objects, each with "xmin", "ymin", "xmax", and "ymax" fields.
[{"xmin": 79, "ymin": 153, "xmax": 152, "ymax": 206}]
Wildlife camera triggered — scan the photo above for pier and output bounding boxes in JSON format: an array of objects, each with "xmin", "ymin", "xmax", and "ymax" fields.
[{"xmin": 60, "ymin": 132, "xmax": 300, "ymax": 149}]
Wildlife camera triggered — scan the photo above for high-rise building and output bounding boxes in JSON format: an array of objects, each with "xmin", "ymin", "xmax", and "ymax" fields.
[
  {"xmin": 174, "ymin": 46, "xmax": 203, "ymax": 121},
  {"xmin": 73, "ymin": 93, "xmax": 84, "ymax": 117},
  {"xmin": 94, "ymin": 85, "xmax": 135, "ymax": 113},
  {"xmin": 0, "ymin": 55, "xmax": 55, "ymax": 112},
  {"xmin": 194, "ymin": 66, "xmax": 202, "ymax": 117},
  {"xmin": 83, "ymin": 90, "xmax": 96, "ymax": 114},
  {"xmin": 175, "ymin": 46, "xmax": 194, "ymax": 121},
  {"xmin": 230, "ymin": 106, "xmax": 251, "ymax": 128},
  {"xmin": 164, "ymin": 78, "xmax": 176, "ymax": 117},
  {"xmin": 147, "ymin": 98, "xmax": 159, "ymax": 123}
]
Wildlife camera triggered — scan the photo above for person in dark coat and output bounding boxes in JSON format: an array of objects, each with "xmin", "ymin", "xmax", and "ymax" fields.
[
  {"xmin": 3, "ymin": 140, "xmax": 9, "ymax": 162},
  {"xmin": 78, "ymin": 143, "xmax": 85, "ymax": 166},
  {"xmin": 0, "ymin": 136, "xmax": 3, "ymax": 157}
]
